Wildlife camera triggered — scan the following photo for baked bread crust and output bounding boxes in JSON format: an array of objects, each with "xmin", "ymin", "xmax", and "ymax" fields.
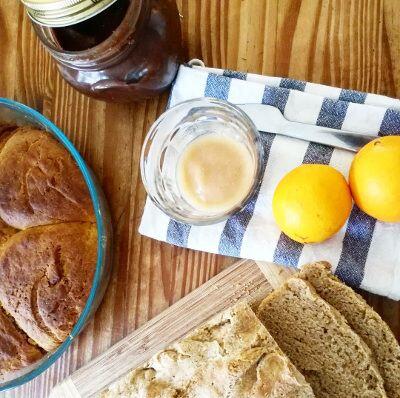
[
  {"xmin": 0, "ymin": 306, "xmax": 43, "ymax": 378},
  {"xmin": 100, "ymin": 303, "xmax": 314, "ymax": 398},
  {"xmin": 0, "ymin": 127, "xmax": 94, "ymax": 229},
  {"xmin": 257, "ymin": 278, "xmax": 387, "ymax": 398},
  {"xmin": 300, "ymin": 262, "xmax": 400, "ymax": 398},
  {"xmin": 0, "ymin": 124, "xmax": 17, "ymax": 152},
  {"xmin": 0, "ymin": 125, "xmax": 98, "ymax": 378},
  {"xmin": 0, "ymin": 222, "xmax": 97, "ymax": 351},
  {"xmin": 0, "ymin": 219, "xmax": 16, "ymax": 249}
]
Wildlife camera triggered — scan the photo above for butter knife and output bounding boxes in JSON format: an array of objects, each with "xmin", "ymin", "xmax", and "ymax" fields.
[{"xmin": 237, "ymin": 103, "xmax": 377, "ymax": 152}]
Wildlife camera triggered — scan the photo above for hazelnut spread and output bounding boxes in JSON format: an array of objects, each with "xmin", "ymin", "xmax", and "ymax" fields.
[
  {"xmin": 30, "ymin": 0, "xmax": 183, "ymax": 102},
  {"xmin": 52, "ymin": 0, "xmax": 131, "ymax": 52}
]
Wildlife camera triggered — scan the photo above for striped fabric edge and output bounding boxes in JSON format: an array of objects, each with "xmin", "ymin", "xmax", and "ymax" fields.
[
  {"xmin": 194, "ymin": 65, "xmax": 400, "ymax": 111},
  {"xmin": 189, "ymin": 66, "xmax": 400, "ymax": 136}
]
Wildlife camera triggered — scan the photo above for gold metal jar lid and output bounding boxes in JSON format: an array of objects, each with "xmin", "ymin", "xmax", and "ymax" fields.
[{"xmin": 21, "ymin": 0, "xmax": 118, "ymax": 27}]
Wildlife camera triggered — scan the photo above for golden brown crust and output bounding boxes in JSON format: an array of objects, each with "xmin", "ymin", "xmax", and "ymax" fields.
[
  {"xmin": 0, "ymin": 219, "xmax": 17, "ymax": 249},
  {"xmin": 0, "ymin": 124, "xmax": 19, "ymax": 256},
  {"xmin": 0, "ymin": 305, "xmax": 43, "ymax": 378},
  {"xmin": 0, "ymin": 124, "xmax": 18, "ymax": 153},
  {"xmin": 0, "ymin": 127, "xmax": 95, "ymax": 229},
  {"xmin": 0, "ymin": 126, "xmax": 98, "ymax": 376},
  {"xmin": 0, "ymin": 222, "xmax": 97, "ymax": 351}
]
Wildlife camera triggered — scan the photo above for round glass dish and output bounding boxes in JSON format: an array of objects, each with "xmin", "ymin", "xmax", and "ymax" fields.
[
  {"xmin": 140, "ymin": 97, "xmax": 264, "ymax": 225},
  {"xmin": 0, "ymin": 98, "xmax": 112, "ymax": 392}
]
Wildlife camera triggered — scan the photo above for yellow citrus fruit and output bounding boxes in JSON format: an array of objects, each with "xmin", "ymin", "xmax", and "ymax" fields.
[
  {"xmin": 272, "ymin": 164, "xmax": 352, "ymax": 243},
  {"xmin": 349, "ymin": 136, "xmax": 400, "ymax": 222}
]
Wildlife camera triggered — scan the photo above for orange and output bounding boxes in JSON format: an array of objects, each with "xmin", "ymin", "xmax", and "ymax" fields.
[
  {"xmin": 272, "ymin": 164, "xmax": 352, "ymax": 243},
  {"xmin": 349, "ymin": 136, "xmax": 400, "ymax": 222}
]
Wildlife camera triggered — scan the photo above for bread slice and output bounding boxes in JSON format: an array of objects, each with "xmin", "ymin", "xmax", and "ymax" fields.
[
  {"xmin": 257, "ymin": 278, "xmax": 387, "ymax": 398},
  {"xmin": 299, "ymin": 262, "xmax": 400, "ymax": 398},
  {"xmin": 100, "ymin": 302, "xmax": 314, "ymax": 397},
  {"xmin": 0, "ymin": 305, "xmax": 42, "ymax": 379},
  {"xmin": 0, "ymin": 222, "xmax": 97, "ymax": 351}
]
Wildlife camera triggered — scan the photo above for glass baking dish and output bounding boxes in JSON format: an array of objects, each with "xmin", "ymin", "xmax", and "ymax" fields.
[{"xmin": 0, "ymin": 98, "xmax": 113, "ymax": 391}]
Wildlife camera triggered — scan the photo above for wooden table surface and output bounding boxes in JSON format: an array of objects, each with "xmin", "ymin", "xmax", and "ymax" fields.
[{"xmin": 1, "ymin": 0, "xmax": 400, "ymax": 396}]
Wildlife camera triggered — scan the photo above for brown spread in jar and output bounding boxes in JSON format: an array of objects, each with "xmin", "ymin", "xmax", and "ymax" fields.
[
  {"xmin": 52, "ymin": 0, "xmax": 131, "ymax": 51},
  {"xmin": 31, "ymin": 0, "xmax": 183, "ymax": 102}
]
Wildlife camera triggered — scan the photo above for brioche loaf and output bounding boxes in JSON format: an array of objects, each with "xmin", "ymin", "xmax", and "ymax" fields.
[
  {"xmin": 0, "ymin": 306, "xmax": 43, "ymax": 379},
  {"xmin": 257, "ymin": 278, "xmax": 387, "ymax": 398},
  {"xmin": 0, "ymin": 125, "xmax": 98, "ymax": 378},
  {"xmin": 0, "ymin": 127, "xmax": 94, "ymax": 229},
  {"xmin": 101, "ymin": 303, "xmax": 314, "ymax": 398},
  {"xmin": 299, "ymin": 262, "xmax": 400, "ymax": 398},
  {"xmin": 0, "ymin": 222, "xmax": 97, "ymax": 351}
]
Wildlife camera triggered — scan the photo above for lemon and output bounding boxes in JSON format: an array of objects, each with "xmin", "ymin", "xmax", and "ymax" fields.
[
  {"xmin": 272, "ymin": 164, "xmax": 352, "ymax": 243},
  {"xmin": 349, "ymin": 136, "xmax": 400, "ymax": 222}
]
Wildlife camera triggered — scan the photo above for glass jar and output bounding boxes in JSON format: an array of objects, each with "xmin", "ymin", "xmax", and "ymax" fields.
[
  {"xmin": 140, "ymin": 98, "xmax": 264, "ymax": 225},
  {"xmin": 30, "ymin": 0, "xmax": 183, "ymax": 102}
]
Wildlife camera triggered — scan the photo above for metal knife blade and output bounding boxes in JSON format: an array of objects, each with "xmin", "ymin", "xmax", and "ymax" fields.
[{"xmin": 237, "ymin": 103, "xmax": 377, "ymax": 152}]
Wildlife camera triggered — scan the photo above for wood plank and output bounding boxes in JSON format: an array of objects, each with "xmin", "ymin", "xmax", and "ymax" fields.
[
  {"xmin": 50, "ymin": 260, "xmax": 274, "ymax": 398},
  {"xmin": 256, "ymin": 261, "xmax": 297, "ymax": 289}
]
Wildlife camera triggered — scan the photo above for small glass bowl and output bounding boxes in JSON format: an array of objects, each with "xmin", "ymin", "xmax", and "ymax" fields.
[
  {"xmin": 140, "ymin": 97, "xmax": 264, "ymax": 225},
  {"xmin": 0, "ymin": 98, "xmax": 112, "ymax": 392}
]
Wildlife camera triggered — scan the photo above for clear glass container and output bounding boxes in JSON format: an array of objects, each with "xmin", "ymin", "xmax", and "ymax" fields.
[
  {"xmin": 31, "ymin": 0, "xmax": 183, "ymax": 102},
  {"xmin": 140, "ymin": 98, "xmax": 264, "ymax": 225},
  {"xmin": 0, "ymin": 98, "xmax": 112, "ymax": 391}
]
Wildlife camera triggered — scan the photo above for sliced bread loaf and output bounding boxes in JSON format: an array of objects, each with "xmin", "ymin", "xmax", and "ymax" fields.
[
  {"xmin": 299, "ymin": 262, "xmax": 400, "ymax": 398},
  {"xmin": 100, "ymin": 302, "xmax": 314, "ymax": 397},
  {"xmin": 257, "ymin": 278, "xmax": 387, "ymax": 398}
]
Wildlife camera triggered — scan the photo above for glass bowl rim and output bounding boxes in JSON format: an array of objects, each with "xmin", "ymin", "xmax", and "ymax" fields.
[
  {"xmin": 140, "ymin": 97, "xmax": 265, "ymax": 225},
  {"xmin": 0, "ymin": 97, "xmax": 107, "ymax": 392}
]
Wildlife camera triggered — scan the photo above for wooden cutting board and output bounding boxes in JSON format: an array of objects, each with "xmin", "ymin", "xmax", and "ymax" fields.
[{"xmin": 50, "ymin": 260, "xmax": 295, "ymax": 398}]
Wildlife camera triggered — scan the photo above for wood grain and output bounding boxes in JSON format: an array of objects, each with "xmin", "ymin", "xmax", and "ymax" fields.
[
  {"xmin": 50, "ymin": 260, "xmax": 274, "ymax": 398},
  {"xmin": 0, "ymin": 0, "xmax": 399, "ymax": 396},
  {"xmin": 256, "ymin": 261, "xmax": 297, "ymax": 289}
]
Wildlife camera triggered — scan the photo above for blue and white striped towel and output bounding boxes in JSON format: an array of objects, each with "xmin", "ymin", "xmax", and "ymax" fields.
[{"xmin": 139, "ymin": 64, "xmax": 400, "ymax": 300}]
